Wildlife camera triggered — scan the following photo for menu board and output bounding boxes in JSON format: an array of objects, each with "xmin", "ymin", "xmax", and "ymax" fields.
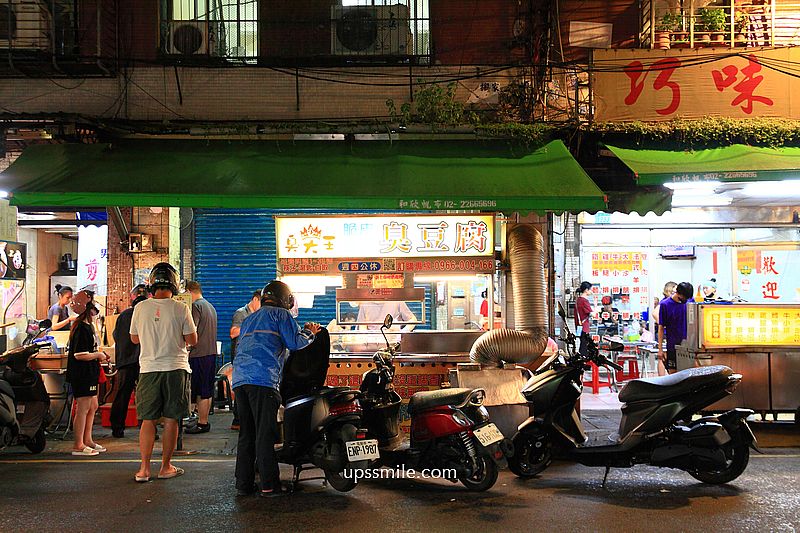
[{"xmin": 700, "ymin": 305, "xmax": 800, "ymax": 348}]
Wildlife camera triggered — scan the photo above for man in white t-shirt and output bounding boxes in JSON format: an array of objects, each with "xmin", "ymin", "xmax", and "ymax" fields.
[{"xmin": 130, "ymin": 263, "xmax": 198, "ymax": 483}]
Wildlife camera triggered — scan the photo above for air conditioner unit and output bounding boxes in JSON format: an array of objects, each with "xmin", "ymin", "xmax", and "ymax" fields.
[
  {"xmin": 331, "ymin": 4, "xmax": 411, "ymax": 56},
  {"xmin": 166, "ymin": 20, "xmax": 226, "ymax": 56},
  {"xmin": 0, "ymin": 0, "xmax": 51, "ymax": 51}
]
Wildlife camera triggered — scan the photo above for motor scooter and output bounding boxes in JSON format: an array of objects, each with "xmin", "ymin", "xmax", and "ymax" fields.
[
  {"xmin": 275, "ymin": 328, "xmax": 377, "ymax": 492},
  {"xmin": 0, "ymin": 337, "xmax": 52, "ymax": 454},
  {"xmin": 508, "ymin": 303, "xmax": 756, "ymax": 485},
  {"xmin": 359, "ymin": 314, "xmax": 513, "ymax": 492}
]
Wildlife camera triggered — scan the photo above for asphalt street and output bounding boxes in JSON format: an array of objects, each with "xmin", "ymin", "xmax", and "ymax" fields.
[{"xmin": 1, "ymin": 449, "xmax": 798, "ymax": 533}]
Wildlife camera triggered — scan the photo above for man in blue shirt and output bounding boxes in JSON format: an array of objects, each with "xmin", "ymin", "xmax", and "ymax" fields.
[
  {"xmin": 658, "ymin": 281, "xmax": 694, "ymax": 374},
  {"xmin": 232, "ymin": 280, "xmax": 321, "ymax": 497}
]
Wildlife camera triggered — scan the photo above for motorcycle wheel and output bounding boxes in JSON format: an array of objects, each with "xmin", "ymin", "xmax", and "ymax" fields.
[
  {"xmin": 688, "ymin": 440, "xmax": 750, "ymax": 484},
  {"xmin": 324, "ymin": 469, "xmax": 357, "ymax": 492},
  {"xmin": 508, "ymin": 432, "xmax": 551, "ymax": 478},
  {"xmin": 24, "ymin": 427, "xmax": 46, "ymax": 454},
  {"xmin": 458, "ymin": 453, "xmax": 498, "ymax": 492}
]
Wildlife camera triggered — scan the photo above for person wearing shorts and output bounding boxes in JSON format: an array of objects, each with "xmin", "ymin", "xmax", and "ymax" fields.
[
  {"xmin": 185, "ymin": 281, "xmax": 218, "ymax": 434},
  {"xmin": 130, "ymin": 263, "xmax": 197, "ymax": 483}
]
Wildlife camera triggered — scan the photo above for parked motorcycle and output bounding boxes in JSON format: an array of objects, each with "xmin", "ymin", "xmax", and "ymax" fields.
[
  {"xmin": 0, "ymin": 340, "xmax": 52, "ymax": 454},
  {"xmin": 276, "ymin": 328, "xmax": 376, "ymax": 492},
  {"xmin": 358, "ymin": 314, "xmax": 513, "ymax": 492},
  {"xmin": 22, "ymin": 318, "xmax": 52, "ymax": 346},
  {"xmin": 508, "ymin": 303, "xmax": 756, "ymax": 485}
]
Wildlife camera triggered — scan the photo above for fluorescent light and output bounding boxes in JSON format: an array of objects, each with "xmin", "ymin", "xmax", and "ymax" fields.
[
  {"xmin": 671, "ymin": 194, "xmax": 732, "ymax": 207},
  {"xmin": 664, "ymin": 181, "xmax": 721, "ymax": 192},
  {"xmin": 0, "ymin": 191, "xmax": 8, "ymax": 198},
  {"xmin": 740, "ymin": 179, "xmax": 800, "ymax": 198}
]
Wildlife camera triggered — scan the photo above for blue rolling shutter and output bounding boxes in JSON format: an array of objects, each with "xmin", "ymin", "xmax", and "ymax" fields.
[{"xmin": 194, "ymin": 209, "xmax": 278, "ymax": 361}]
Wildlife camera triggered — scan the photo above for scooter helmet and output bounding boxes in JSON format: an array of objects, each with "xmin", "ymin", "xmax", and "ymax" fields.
[
  {"xmin": 261, "ymin": 280, "xmax": 295, "ymax": 311},
  {"xmin": 147, "ymin": 262, "xmax": 180, "ymax": 295}
]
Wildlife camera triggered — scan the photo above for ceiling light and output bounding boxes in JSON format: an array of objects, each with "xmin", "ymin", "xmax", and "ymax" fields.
[
  {"xmin": 664, "ymin": 181, "xmax": 721, "ymax": 192},
  {"xmin": 671, "ymin": 194, "xmax": 732, "ymax": 207},
  {"xmin": 740, "ymin": 179, "xmax": 800, "ymax": 198},
  {"xmin": 0, "ymin": 191, "xmax": 8, "ymax": 198}
]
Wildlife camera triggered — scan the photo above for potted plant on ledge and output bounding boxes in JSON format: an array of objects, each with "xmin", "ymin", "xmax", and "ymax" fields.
[
  {"xmin": 735, "ymin": 10, "xmax": 749, "ymax": 46},
  {"xmin": 699, "ymin": 7, "xmax": 727, "ymax": 45},
  {"xmin": 656, "ymin": 12, "xmax": 682, "ymax": 49}
]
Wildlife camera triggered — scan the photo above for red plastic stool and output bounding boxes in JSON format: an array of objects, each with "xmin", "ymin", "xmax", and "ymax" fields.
[
  {"xmin": 615, "ymin": 355, "xmax": 640, "ymax": 382},
  {"xmin": 583, "ymin": 362, "xmax": 614, "ymax": 394}
]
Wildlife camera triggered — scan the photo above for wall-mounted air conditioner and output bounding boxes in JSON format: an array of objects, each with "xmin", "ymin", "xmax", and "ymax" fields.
[
  {"xmin": 165, "ymin": 20, "xmax": 226, "ymax": 56},
  {"xmin": 331, "ymin": 4, "xmax": 411, "ymax": 56},
  {"xmin": 0, "ymin": 0, "xmax": 51, "ymax": 51}
]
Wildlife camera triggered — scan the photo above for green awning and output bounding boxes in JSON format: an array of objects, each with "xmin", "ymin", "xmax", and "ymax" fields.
[
  {"xmin": 1, "ymin": 139, "xmax": 606, "ymax": 212},
  {"xmin": 607, "ymin": 144, "xmax": 800, "ymax": 186}
]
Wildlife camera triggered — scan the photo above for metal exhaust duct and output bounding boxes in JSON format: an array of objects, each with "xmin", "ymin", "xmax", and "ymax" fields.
[{"xmin": 470, "ymin": 225, "xmax": 549, "ymax": 366}]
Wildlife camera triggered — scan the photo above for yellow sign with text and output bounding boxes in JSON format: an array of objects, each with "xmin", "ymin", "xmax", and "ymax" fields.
[{"xmin": 701, "ymin": 305, "xmax": 800, "ymax": 348}]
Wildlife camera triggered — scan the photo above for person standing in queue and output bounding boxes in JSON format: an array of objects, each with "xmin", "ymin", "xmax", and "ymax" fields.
[
  {"xmin": 109, "ymin": 284, "xmax": 149, "ymax": 438},
  {"xmin": 50, "ymin": 285, "xmax": 75, "ymax": 331},
  {"xmin": 653, "ymin": 281, "xmax": 677, "ymax": 376},
  {"xmin": 130, "ymin": 263, "xmax": 197, "ymax": 482},
  {"xmin": 229, "ymin": 290, "xmax": 262, "ymax": 431},
  {"xmin": 184, "ymin": 281, "xmax": 219, "ymax": 435},
  {"xmin": 66, "ymin": 290, "xmax": 108, "ymax": 456},
  {"xmin": 574, "ymin": 281, "xmax": 593, "ymax": 355},
  {"xmin": 657, "ymin": 281, "xmax": 694, "ymax": 375},
  {"xmin": 232, "ymin": 281, "xmax": 320, "ymax": 497}
]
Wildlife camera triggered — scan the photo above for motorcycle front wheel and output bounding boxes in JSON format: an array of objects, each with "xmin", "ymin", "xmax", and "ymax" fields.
[
  {"xmin": 324, "ymin": 469, "xmax": 357, "ymax": 492},
  {"xmin": 688, "ymin": 440, "xmax": 750, "ymax": 484},
  {"xmin": 458, "ymin": 452, "xmax": 498, "ymax": 491},
  {"xmin": 508, "ymin": 431, "xmax": 551, "ymax": 478}
]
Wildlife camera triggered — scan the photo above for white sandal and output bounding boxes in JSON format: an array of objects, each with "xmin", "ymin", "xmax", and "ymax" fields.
[
  {"xmin": 71, "ymin": 446, "xmax": 99, "ymax": 456},
  {"xmin": 91, "ymin": 443, "xmax": 107, "ymax": 452}
]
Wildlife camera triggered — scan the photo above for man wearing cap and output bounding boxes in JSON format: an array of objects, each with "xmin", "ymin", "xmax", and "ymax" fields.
[{"xmin": 109, "ymin": 284, "xmax": 148, "ymax": 438}]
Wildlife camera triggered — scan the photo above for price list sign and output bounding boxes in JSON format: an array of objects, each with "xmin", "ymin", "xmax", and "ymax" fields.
[{"xmin": 701, "ymin": 305, "xmax": 800, "ymax": 348}]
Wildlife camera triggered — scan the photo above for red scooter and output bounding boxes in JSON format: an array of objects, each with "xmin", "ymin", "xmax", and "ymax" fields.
[{"xmin": 359, "ymin": 315, "xmax": 512, "ymax": 491}]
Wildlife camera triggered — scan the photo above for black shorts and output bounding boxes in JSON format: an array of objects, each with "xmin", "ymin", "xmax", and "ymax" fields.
[
  {"xmin": 71, "ymin": 379, "xmax": 99, "ymax": 398},
  {"xmin": 665, "ymin": 348, "xmax": 677, "ymax": 371},
  {"xmin": 189, "ymin": 354, "xmax": 217, "ymax": 399}
]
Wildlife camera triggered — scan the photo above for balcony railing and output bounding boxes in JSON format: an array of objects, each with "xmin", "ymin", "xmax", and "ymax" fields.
[{"xmin": 643, "ymin": 0, "xmax": 800, "ymax": 49}]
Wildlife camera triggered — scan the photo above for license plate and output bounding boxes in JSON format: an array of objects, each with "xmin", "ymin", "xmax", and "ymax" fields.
[
  {"xmin": 345, "ymin": 439, "xmax": 380, "ymax": 461},
  {"xmin": 474, "ymin": 423, "xmax": 504, "ymax": 447}
]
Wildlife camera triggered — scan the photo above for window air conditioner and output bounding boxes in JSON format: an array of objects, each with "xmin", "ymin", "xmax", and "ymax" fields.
[
  {"xmin": 0, "ymin": 0, "xmax": 51, "ymax": 51},
  {"xmin": 166, "ymin": 20, "xmax": 226, "ymax": 56},
  {"xmin": 331, "ymin": 4, "xmax": 411, "ymax": 56}
]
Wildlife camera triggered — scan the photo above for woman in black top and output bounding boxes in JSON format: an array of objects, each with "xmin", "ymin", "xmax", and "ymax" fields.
[{"xmin": 66, "ymin": 290, "xmax": 109, "ymax": 456}]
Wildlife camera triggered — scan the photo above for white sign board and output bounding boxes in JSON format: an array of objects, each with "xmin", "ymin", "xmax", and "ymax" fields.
[
  {"xmin": 77, "ymin": 225, "xmax": 108, "ymax": 296},
  {"xmin": 275, "ymin": 215, "xmax": 494, "ymax": 259}
]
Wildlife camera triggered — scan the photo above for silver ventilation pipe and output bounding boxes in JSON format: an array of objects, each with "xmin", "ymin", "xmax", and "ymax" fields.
[{"xmin": 470, "ymin": 224, "xmax": 549, "ymax": 366}]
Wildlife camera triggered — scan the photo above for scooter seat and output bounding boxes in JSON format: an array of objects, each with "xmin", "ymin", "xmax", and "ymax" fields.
[
  {"xmin": 618, "ymin": 365, "xmax": 732, "ymax": 403},
  {"xmin": 408, "ymin": 388, "xmax": 474, "ymax": 414}
]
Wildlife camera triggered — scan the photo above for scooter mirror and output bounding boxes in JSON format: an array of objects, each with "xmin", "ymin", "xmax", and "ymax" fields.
[
  {"xmin": 382, "ymin": 314, "xmax": 393, "ymax": 329},
  {"xmin": 557, "ymin": 302, "xmax": 567, "ymax": 321},
  {"xmin": 39, "ymin": 319, "xmax": 52, "ymax": 330}
]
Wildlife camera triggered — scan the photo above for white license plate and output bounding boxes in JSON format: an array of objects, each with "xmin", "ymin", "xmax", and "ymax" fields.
[
  {"xmin": 474, "ymin": 423, "xmax": 504, "ymax": 447},
  {"xmin": 345, "ymin": 439, "xmax": 380, "ymax": 462}
]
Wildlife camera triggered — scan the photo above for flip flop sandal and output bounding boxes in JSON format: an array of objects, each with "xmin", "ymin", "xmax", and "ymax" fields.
[
  {"xmin": 157, "ymin": 467, "xmax": 185, "ymax": 479},
  {"xmin": 134, "ymin": 475, "xmax": 151, "ymax": 483},
  {"xmin": 91, "ymin": 444, "xmax": 108, "ymax": 452},
  {"xmin": 71, "ymin": 446, "xmax": 99, "ymax": 456}
]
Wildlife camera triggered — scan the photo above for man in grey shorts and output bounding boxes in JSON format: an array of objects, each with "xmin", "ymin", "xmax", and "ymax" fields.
[{"xmin": 130, "ymin": 263, "xmax": 198, "ymax": 482}]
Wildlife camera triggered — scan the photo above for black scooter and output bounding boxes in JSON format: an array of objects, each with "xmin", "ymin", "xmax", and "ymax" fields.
[
  {"xmin": 0, "ymin": 336, "xmax": 52, "ymax": 454},
  {"xmin": 508, "ymin": 303, "xmax": 756, "ymax": 485},
  {"xmin": 275, "ymin": 329, "xmax": 376, "ymax": 492}
]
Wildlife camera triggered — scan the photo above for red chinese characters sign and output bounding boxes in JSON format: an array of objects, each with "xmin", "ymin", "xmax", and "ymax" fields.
[{"xmin": 594, "ymin": 48, "xmax": 796, "ymax": 122}]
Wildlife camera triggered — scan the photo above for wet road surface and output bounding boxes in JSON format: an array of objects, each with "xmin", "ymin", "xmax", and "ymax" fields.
[{"xmin": 1, "ymin": 450, "xmax": 798, "ymax": 532}]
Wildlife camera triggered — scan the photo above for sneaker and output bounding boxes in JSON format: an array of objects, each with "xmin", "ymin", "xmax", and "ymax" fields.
[
  {"xmin": 236, "ymin": 483, "xmax": 257, "ymax": 497},
  {"xmin": 185, "ymin": 423, "xmax": 210, "ymax": 434},
  {"xmin": 258, "ymin": 486, "xmax": 287, "ymax": 498}
]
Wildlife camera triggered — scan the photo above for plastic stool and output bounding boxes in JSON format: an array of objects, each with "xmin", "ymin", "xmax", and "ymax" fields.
[
  {"xmin": 583, "ymin": 362, "xmax": 614, "ymax": 394},
  {"xmin": 615, "ymin": 355, "xmax": 640, "ymax": 382}
]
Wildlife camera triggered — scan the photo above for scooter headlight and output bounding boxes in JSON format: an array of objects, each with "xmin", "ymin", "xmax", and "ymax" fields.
[{"xmin": 452, "ymin": 410, "xmax": 470, "ymax": 427}]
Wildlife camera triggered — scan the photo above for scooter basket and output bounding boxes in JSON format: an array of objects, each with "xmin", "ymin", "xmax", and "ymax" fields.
[{"xmin": 364, "ymin": 399, "xmax": 402, "ymax": 447}]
